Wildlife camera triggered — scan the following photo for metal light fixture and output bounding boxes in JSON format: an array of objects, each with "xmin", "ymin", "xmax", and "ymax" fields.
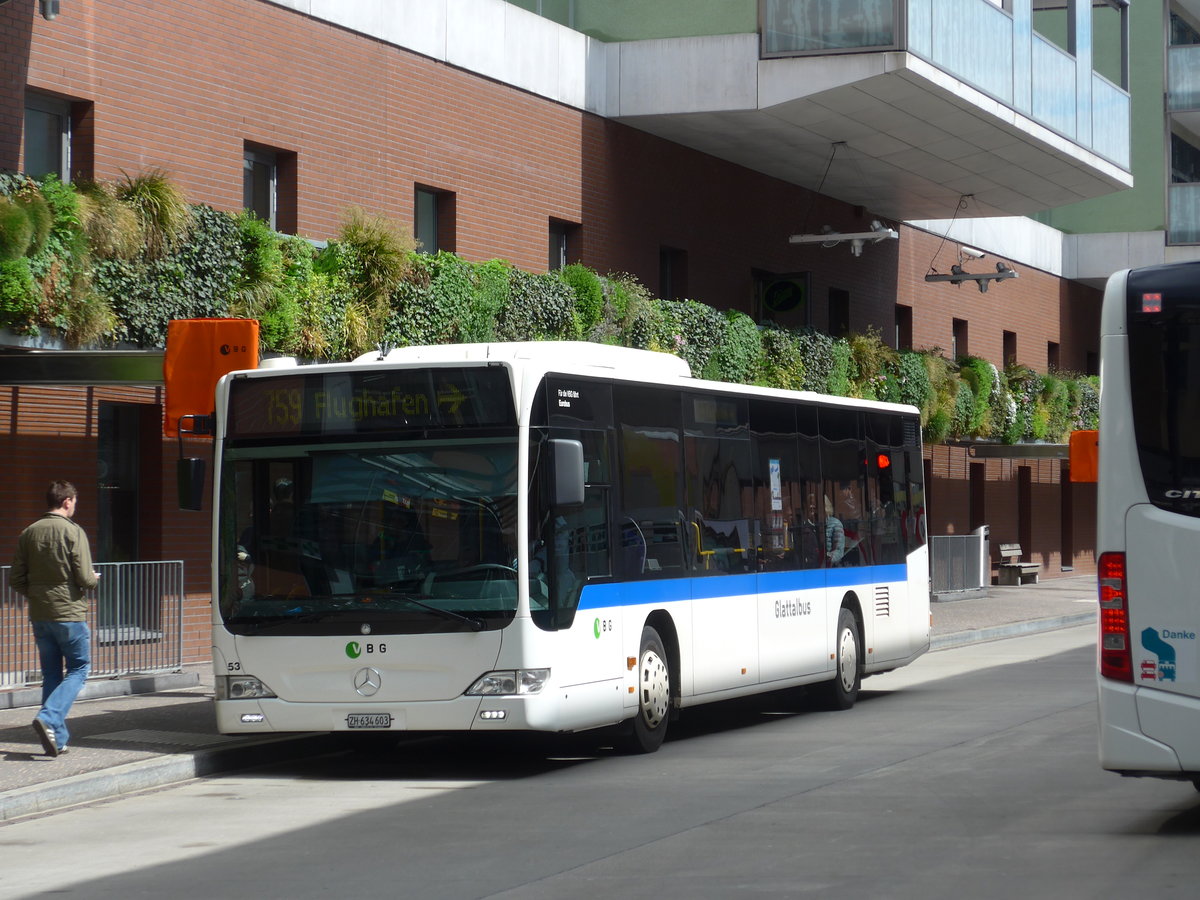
[
  {"xmin": 39, "ymin": 0, "xmax": 59, "ymax": 19},
  {"xmin": 925, "ymin": 259, "xmax": 1018, "ymax": 293},
  {"xmin": 789, "ymin": 220, "xmax": 899, "ymax": 257}
]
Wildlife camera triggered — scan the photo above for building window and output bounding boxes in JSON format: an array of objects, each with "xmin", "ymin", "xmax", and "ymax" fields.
[
  {"xmin": 549, "ymin": 219, "xmax": 579, "ymax": 270},
  {"xmin": 659, "ymin": 246, "xmax": 688, "ymax": 300},
  {"xmin": 243, "ymin": 144, "xmax": 297, "ymax": 234},
  {"xmin": 24, "ymin": 92, "xmax": 72, "ymax": 180},
  {"xmin": 895, "ymin": 304, "xmax": 912, "ymax": 351},
  {"xmin": 828, "ymin": 289, "xmax": 849, "ymax": 339},
  {"xmin": 1003, "ymin": 330, "xmax": 1017, "ymax": 367},
  {"xmin": 952, "ymin": 318, "xmax": 969, "ymax": 360},
  {"xmin": 1047, "ymin": 341, "xmax": 1060, "ymax": 371},
  {"xmin": 243, "ymin": 148, "xmax": 277, "ymax": 228},
  {"xmin": 415, "ymin": 186, "xmax": 456, "ymax": 254}
]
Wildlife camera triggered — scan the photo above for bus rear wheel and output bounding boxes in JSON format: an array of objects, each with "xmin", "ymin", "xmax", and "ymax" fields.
[
  {"xmin": 819, "ymin": 607, "xmax": 862, "ymax": 711},
  {"xmin": 622, "ymin": 625, "xmax": 670, "ymax": 753}
]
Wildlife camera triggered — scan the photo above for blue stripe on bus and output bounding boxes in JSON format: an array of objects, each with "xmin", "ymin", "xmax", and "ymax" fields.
[{"xmin": 575, "ymin": 563, "xmax": 909, "ymax": 610}]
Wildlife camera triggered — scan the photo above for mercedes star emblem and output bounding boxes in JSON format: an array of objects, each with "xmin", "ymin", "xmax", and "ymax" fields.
[{"xmin": 354, "ymin": 666, "xmax": 382, "ymax": 697}]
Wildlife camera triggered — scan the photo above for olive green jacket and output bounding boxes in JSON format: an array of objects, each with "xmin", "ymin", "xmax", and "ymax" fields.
[{"xmin": 9, "ymin": 512, "xmax": 99, "ymax": 622}]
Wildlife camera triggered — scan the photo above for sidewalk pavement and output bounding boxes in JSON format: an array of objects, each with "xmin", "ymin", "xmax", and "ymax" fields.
[{"xmin": 0, "ymin": 574, "xmax": 1098, "ymax": 822}]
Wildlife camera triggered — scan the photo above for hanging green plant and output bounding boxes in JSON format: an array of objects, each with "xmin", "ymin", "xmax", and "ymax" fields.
[{"xmin": 114, "ymin": 168, "xmax": 192, "ymax": 257}]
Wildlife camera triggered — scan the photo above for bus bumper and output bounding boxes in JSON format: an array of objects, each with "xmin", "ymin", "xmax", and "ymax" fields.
[
  {"xmin": 1098, "ymin": 678, "xmax": 1190, "ymax": 775},
  {"xmin": 215, "ymin": 678, "xmax": 625, "ymax": 735}
]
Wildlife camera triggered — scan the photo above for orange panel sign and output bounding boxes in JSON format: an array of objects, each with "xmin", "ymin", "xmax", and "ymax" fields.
[
  {"xmin": 163, "ymin": 318, "xmax": 259, "ymax": 437},
  {"xmin": 1069, "ymin": 429, "xmax": 1098, "ymax": 483}
]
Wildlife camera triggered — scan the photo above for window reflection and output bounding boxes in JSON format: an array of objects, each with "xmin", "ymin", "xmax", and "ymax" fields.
[{"xmin": 763, "ymin": 0, "xmax": 897, "ymax": 55}]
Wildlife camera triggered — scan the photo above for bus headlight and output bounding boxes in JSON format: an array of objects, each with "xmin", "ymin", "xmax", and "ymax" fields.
[
  {"xmin": 216, "ymin": 675, "xmax": 278, "ymax": 700},
  {"xmin": 465, "ymin": 669, "xmax": 550, "ymax": 696}
]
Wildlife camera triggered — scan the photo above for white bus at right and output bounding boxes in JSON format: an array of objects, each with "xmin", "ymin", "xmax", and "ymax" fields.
[{"xmin": 1098, "ymin": 261, "xmax": 1200, "ymax": 790}]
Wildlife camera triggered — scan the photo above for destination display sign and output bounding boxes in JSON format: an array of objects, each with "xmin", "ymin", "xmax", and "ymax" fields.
[{"xmin": 227, "ymin": 367, "xmax": 515, "ymax": 438}]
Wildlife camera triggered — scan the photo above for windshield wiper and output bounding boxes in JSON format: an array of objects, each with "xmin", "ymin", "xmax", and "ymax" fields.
[{"xmin": 373, "ymin": 592, "xmax": 485, "ymax": 632}]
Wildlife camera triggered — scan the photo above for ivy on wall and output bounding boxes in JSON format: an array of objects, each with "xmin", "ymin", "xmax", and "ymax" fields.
[{"xmin": 0, "ymin": 171, "xmax": 1100, "ymax": 444}]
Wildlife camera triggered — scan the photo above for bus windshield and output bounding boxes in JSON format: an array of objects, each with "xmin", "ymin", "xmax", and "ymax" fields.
[{"xmin": 219, "ymin": 438, "xmax": 519, "ymax": 635}]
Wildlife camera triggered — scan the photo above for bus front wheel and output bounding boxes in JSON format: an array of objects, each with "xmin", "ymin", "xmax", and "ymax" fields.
[
  {"xmin": 622, "ymin": 625, "xmax": 670, "ymax": 753},
  {"xmin": 819, "ymin": 607, "xmax": 862, "ymax": 711}
]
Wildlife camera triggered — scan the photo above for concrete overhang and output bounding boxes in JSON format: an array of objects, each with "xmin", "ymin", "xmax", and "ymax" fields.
[{"xmin": 610, "ymin": 40, "xmax": 1132, "ymax": 222}]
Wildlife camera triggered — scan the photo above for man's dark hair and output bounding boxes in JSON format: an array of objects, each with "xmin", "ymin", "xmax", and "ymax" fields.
[{"xmin": 46, "ymin": 480, "xmax": 77, "ymax": 510}]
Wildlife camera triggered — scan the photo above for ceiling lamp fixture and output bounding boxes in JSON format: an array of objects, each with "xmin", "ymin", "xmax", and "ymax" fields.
[
  {"xmin": 789, "ymin": 220, "xmax": 898, "ymax": 257},
  {"xmin": 924, "ymin": 245, "xmax": 1018, "ymax": 293}
]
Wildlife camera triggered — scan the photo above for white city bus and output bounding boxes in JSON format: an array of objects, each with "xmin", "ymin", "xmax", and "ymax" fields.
[
  {"xmin": 207, "ymin": 342, "xmax": 929, "ymax": 752},
  {"xmin": 1098, "ymin": 261, "xmax": 1200, "ymax": 787}
]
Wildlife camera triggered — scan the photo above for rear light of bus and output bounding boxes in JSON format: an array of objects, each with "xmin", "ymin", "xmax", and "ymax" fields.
[{"xmin": 1098, "ymin": 552, "xmax": 1132, "ymax": 682}]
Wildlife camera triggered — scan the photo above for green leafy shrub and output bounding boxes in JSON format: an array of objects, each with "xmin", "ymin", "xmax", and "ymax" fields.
[
  {"xmin": 0, "ymin": 196, "xmax": 33, "ymax": 261},
  {"xmin": 463, "ymin": 259, "xmax": 511, "ymax": 344},
  {"xmin": 707, "ymin": 310, "xmax": 762, "ymax": 383},
  {"xmin": 828, "ymin": 338, "xmax": 852, "ymax": 397},
  {"xmin": 559, "ymin": 263, "xmax": 604, "ymax": 337},
  {"xmin": 952, "ymin": 380, "xmax": 976, "ymax": 436},
  {"xmin": 495, "ymin": 268, "xmax": 577, "ymax": 341},
  {"xmin": 896, "ymin": 351, "xmax": 933, "ymax": 415},
  {"xmin": 231, "ymin": 212, "xmax": 284, "ymax": 317},
  {"xmin": 615, "ymin": 276, "xmax": 666, "ymax": 350},
  {"xmin": 257, "ymin": 235, "xmax": 314, "ymax": 354},
  {"xmin": 757, "ymin": 324, "xmax": 806, "ymax": 390},
  {"xmin": 848, "ymin": 328, "xmax": 896, "ymax": 400},
  {"xmin": 925, "ymin": 406, "xmax": 952, "ymax": 444},
  {"xmin": 0, "ymin": 258, "xmax": 38, "ymax": 329},
  {"xmin": 660, "ymin": 299, "xmax": 724, "ymax": 376},
  {"xmin": 1004, "ymin": 365, "xmax": 1042, "ymax": 443},
  {"xmin": 96, "ymin": 203, "xmax": 239, "ymax": 346},
  {"xmin": 387, "ymin": 251, "xmax": 474, "ymax": 348},
  {"xmin": 1075, "ymin": 376, "xmax": 1099, "ymax": 430},
  {"xmin": 794, "ymin": 328, "xmax": 836, "ymax": 393}
]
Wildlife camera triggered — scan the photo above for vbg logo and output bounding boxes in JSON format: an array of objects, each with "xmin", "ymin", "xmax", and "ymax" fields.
[
  {"xmin": 345, "ymin": 641, "xmax": 362, "ymax": 659},
  {"xmin": 220, "ymin": 344, "xmax": 249, "ymax": 355}
]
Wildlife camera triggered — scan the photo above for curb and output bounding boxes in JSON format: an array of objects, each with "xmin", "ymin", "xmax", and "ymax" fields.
[
  {"xmin": 0, "ymin": 732, "xmax": 344, "ymax": 823},
  {"xmin": 0, "ymin": 671, "xmax": 201, "ymax": 712},
  {"xmin": 931, "ymin": 612, "xmax": 1096, "ymax": 651}
]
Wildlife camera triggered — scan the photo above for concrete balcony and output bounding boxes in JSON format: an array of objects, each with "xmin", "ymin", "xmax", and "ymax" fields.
[
  {"xmin": 606, "ymin": 0, "xmax": 1131, "ymax": 220},
  {"xmin": 267, "ymin": 0, "xmax": 1132, "ymax": 221}
]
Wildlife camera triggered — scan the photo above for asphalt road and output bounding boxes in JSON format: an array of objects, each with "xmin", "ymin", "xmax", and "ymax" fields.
[{"xmin": 1, "ymin": 625, "xmax": 1197, "ymax": 900}]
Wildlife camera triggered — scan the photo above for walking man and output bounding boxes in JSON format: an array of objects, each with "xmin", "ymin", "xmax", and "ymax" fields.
[{"xmin": 10, "ymin": 481, "xmax": 100, "ymax": 757}]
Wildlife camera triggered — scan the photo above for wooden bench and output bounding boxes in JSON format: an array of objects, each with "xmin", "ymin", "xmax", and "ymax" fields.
[{"xmin": 997, "ymin": 543, "xmax": 1040, "ymax": 585}]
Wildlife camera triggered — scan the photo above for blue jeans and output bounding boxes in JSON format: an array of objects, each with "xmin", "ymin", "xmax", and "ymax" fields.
[{"xmin": 32, "ymin": 620, "xmax": 91, "ymax": 750}]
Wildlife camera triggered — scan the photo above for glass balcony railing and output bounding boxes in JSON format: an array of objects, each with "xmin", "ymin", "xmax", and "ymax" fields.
[
  {"xmin": 1169, "ymin": 45, "xmax": 1200, "ymax": 112},
  {"xmin": 1169, "ymin": 184, "xmax": 1200, "ymax": 245},
  {"xmin": 760, "ymin": 0, "xmax": 1130, "ymax": 170},
  {"xmin": 507, "ymin": 0, "xmax": 1131, "ymax": 171}
]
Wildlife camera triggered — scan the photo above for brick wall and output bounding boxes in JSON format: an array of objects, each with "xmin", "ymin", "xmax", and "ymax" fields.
[
  {"xmin": 0, "ymin": 385, "xmax": 215, "ymax": 665},
  {"xmin": 899, "ymin": 225, "xmax": 1102, "ymax": 372}
]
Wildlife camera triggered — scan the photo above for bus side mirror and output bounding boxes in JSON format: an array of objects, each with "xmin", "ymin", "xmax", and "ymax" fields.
[
  {"xmin": 178, "ymin": 457, "xmax": 206, "ymax": 511},
  {"xmin": 551, "ymin": 438, "xmax": 585, "ymax": 508}
]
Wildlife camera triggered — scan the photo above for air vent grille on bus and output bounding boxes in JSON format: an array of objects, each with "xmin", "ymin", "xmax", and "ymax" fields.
[
  {"xmin": 903, "ymin": 420, "xmax": 919, "ymax": 445},
  {"xmin": 875, "ymin": 586, "xmax": 890, "ymax": 618}
]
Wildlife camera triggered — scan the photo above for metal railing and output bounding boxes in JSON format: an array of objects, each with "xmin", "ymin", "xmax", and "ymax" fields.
[
  {"xmin": 0, "ymin": 561, "xmax": 184, "ymax": 688},
  {"xmin": 930, "ymin": 533, "xmax": 988, "ymax": 596}
]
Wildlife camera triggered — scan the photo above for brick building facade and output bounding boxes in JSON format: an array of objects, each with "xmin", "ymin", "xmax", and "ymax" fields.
[{"xmin": 1, "ymin": 1, "xmax": 1100, "ymax": 667}]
